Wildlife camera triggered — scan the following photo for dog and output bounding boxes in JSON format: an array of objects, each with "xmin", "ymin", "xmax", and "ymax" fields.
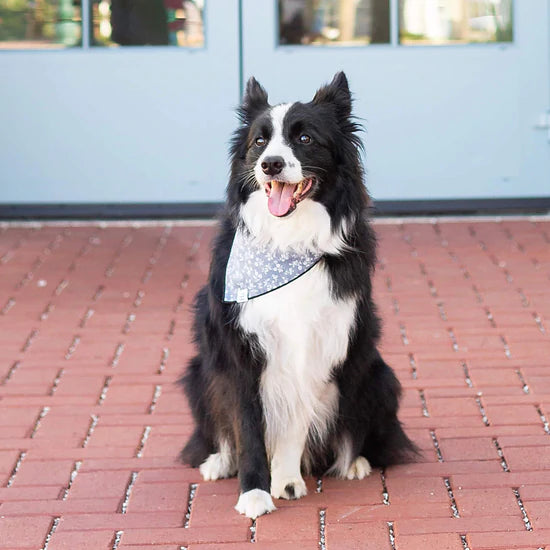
[{"xmin": 180, "ymin": 72, "xmax": 417, "ymax": 519}]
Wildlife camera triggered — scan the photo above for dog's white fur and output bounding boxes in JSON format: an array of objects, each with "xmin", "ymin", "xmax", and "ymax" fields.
[{"xmin": 240, "ymin": 190, "xmax": 349, "ymax": 255}]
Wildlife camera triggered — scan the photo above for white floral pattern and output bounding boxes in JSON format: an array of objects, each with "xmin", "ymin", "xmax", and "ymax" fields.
[{"xmin": 224, "ymin": 229, "xmax": 323, "ymax": 303}]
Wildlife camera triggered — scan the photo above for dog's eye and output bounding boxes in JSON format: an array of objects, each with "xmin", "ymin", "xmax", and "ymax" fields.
[
  {"xmin": 255, "ymin": 137, "xmax": 267, "ymax": 147},
  {"xmin": 299, "ymin": 134, "xmax": 311, "ymax": 144}
]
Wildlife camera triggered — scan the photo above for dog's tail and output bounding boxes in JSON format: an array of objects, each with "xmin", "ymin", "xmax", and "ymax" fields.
[
  {"xmin": 367, "ymin": 417, "xmax": 421, "ymax": 468},
  {"xmin": 178, "ymin": 355, "xmax": 215, "ymax": 467},
  {"xmin": 363, "ymin": 353, "xmax": 421, "ymax": 467}
]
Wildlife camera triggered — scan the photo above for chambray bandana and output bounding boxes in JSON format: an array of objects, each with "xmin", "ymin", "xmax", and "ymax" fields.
[{"xmin": 223, "ymin": 229, "xmax": 323, "ymax": 303}]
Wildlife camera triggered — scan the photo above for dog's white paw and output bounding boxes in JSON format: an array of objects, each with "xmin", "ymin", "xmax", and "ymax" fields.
[
  {"xmin": 235, "ymin": 489, "xmax": 276, "ymax": 518},
  {"xmin": 199, "ymin": 451, "xmax": 235, "ymax": 481},
  {"xmin": 270, "ymin": 474, "xmax": 308, "ymax": 500},
  {"xmin": 346, "ymin": 456, "xmax": 372, "ymax": 480}
]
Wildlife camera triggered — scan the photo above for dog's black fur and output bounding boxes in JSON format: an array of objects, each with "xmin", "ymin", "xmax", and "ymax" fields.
[{"xmin": 180, "ymin": 72, "xmax": 417, "ymax": 509}]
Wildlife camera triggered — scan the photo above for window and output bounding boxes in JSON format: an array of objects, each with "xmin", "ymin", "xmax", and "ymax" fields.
[
  {"xmin": 399, "ymin": 0, "xmax": 513, "ymax": 45},
  {"xmin": 0, "ymin": 0, "xmax": 82, "ymax": 49},
  {"xmin": 0, "ymin": 0, "xmax": 204, "ymax": 49},
  {"xmin": 92, "ymin": 0, "xmax": 204, "ymax": 47},
  {"xmin": 279, "ymin": 0, "xmax": 390, "ymax": 46}
]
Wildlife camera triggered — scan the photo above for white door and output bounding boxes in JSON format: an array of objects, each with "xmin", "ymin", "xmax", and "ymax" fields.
[
  {"xmin": 242, "ymin": 0, "xmax": 550, "ymax": 202},
  {"xmin": 0, "ymin": 0, "xmax": 240, "ymax": 204}
]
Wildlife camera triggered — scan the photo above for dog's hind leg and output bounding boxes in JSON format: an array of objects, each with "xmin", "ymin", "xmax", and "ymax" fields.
[
  {"xmin": 346, "ymin": 456, "xmax": 372, "ymax": 479},
  {"xmin": 327, "ymin": 433, "xmax": 372, "ymax": 479},
  {"xmin": 180, "ymin": 426, "xmax": 213, "ymax": 468},
  {"xmin": 199, "ymin": 439, "xmax": 237, "ymax": 481}
]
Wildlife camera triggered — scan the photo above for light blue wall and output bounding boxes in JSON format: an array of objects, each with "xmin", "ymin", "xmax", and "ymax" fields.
[{"xmin": 0, "ymin": 0, "xmax": 548, "ymax": 204}]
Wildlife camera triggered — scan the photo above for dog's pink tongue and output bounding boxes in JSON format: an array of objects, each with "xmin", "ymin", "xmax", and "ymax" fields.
[{"xmin": 268, "ymin": 181, "xmax": 297, "ymax": 217}]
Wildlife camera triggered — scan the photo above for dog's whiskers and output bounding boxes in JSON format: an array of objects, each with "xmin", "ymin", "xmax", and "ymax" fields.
[{"xmin": 238, "ymin": 169, "xmax": 259, "ymax": 189}]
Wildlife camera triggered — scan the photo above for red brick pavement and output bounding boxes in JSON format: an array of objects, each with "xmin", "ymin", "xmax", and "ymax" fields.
[{"xmin": 0, "ymin": 218, "xmax": 549, "ymax": 550}]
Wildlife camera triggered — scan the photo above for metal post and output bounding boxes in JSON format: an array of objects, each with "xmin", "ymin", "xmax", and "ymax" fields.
[
  {"xmin": 239, "ymin": 0, "xmax": 244, "ymax": 100},
  {"xmin": 390, "ymin": 0, "xmax": 399, "ymax": 46},
  {"xmin": 81, "ymin": 0, "xmax": 91, "ymax": 48}
]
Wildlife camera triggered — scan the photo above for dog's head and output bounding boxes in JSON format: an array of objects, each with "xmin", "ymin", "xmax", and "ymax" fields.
[{"xmin": 230, "ymin": 72, "xmax": 363, "ymax": 220}]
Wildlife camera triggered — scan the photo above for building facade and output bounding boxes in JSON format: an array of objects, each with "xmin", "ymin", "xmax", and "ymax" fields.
[{"xmin": 0, "ymin": 0, "xmax": 548, "ymax": 215}]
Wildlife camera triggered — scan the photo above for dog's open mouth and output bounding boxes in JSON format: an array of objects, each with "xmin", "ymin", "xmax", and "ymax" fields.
[{"xmin": 264, "ymin": 178, "xmax": 315, "ymax": 217}]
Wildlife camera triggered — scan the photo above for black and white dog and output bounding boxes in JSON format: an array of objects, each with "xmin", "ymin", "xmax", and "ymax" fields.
[{"xmin": 180, "ymin": 72, "xmax": 417, "ymax": 518}]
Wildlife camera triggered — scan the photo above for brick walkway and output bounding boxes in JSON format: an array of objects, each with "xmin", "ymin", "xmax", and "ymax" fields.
[{"xmin": 0, "ymin": 218, "xmax": 549, "ymax": 550}]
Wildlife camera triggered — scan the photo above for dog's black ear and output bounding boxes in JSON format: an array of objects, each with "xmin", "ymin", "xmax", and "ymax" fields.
[
  {"xmin": 239, "ymin": 77, "xmax": 269, "ymax": 124},
  {"xmin": 312, "ymin": 71, "xmax": 352, "ymax": 120}
]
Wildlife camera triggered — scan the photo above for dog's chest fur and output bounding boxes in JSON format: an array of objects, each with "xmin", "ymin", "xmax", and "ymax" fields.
[{"xmin": 237, "ymin": 200, "xmax": 357, "ymax": 457}]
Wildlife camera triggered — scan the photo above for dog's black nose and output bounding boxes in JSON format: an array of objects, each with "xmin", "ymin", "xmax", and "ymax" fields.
[{"xmin": 261, "ymin": 156, "xmax": 285, "ymax": 176}]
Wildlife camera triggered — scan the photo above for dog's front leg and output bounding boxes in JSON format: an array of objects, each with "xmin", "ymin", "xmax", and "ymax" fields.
[
  {"xmin": 234, "ymin": 397, "xmax": 276, "ymax": 518},
  {"xmin": 270, "ymin": 423, "xmax": 308, "ymax": 500}
]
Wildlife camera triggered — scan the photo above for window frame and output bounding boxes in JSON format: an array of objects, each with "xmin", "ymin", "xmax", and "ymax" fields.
[
  {"xmin": 275, "ymin": 0, "xmax": 515, "ymax": 50},
  {"xmin": 0, "ymin": 0, "xmax": 208, "ymax": 52}
]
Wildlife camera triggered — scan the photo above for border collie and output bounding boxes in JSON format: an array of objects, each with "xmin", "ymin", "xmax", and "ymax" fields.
[{"xmin": 180, "ymin": 72, "xmax": 417, "ymax": 518}]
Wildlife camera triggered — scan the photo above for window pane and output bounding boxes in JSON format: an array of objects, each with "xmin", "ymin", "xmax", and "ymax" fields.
[
  {"xmin": 0, "ymin": 0, "xmax": 81, "ymax": 49},
  {"xmin": 92, "ymin": 0, "xmax": 204, "ymax": 47},
  {"xmin": 399, "ymin": 0, "xmax": 513, "ymax": 45},
  {"xmin": 279, "ymin": 0, "xmax": 390, "ymax": 46}
]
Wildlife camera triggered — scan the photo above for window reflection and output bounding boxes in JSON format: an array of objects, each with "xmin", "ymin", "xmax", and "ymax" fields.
[
  {"xmin": 0, "ymin": 0, "xmax": 81, "ymax": 49},
  {"xmin": 92, "ymin": 0, "xmax": 204, "ymax": 47},
  {"xmin": 279, "ymin": 0, "xmax": 390, "ymax": 46},
  {"xmin": 399, "ymin": 0, "xmax": 513, "ymax": 45}
]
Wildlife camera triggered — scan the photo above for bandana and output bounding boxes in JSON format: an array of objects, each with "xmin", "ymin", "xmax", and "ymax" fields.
[{"xmin": 223, "ymin": 229, "xmax": 323, "ymax": 303}]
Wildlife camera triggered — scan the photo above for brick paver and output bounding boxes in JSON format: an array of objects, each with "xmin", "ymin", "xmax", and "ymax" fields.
[{"xmin": 0, "ymin": 217, "xmax": 549, "ymax": 550}]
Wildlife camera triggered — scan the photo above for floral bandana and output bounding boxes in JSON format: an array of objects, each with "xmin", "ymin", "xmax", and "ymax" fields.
[{"xmin": 223, "ymin": 229, "xmax": 323, "ymax": 303}]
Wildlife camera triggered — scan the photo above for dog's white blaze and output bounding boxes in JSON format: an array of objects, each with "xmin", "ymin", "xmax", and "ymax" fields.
[
  {"xmin": 254, "ymin": 103, "xmax": 303, "ymax": 185},
  {"xmin": 239, "ymin": 261, "xmax": 357, "ymax": 490},
  {"xmin": 241, "ymin": 190, "xmax": 348, "ymax": 255}
]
